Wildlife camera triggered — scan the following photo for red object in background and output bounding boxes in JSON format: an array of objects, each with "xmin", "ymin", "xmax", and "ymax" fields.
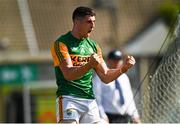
[{"xmin": 38, "ymin": 111, "xmax": 56, "ymax": 123}]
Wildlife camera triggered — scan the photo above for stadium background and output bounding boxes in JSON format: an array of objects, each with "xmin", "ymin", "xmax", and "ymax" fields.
[{"xmin": 0, "ymin": 0, "xmax": 179, "ymax": 123}]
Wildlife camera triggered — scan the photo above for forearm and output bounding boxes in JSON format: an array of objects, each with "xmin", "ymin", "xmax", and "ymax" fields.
[
  {"xmin": 96, "ymin": 67, "xmax": 124, "ymax": 83},
  {"xmin": 61, "ymin": 62, "xmax": 92, "ymax": 81},
  {"xmin": 96, "ymin": 56, "xmax": 135, "ymax": 83}
]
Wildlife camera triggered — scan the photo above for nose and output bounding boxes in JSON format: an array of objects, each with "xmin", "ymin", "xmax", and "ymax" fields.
[
  {"xmin": 91, "ymin": 22, "xmax": 95, "ymax": 30},
  {"xmin": 92, "ymin": 21, "xmax": 95, "ymax": 28}
]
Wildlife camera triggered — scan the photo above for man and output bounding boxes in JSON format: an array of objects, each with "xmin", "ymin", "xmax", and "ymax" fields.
[
  {"xmin": 51, "ymin": 6, "xmax": 135, "ymax": 124},
  {"xmin": 93, "ymin": 49, "xmax": 141, "ymax": 123}
]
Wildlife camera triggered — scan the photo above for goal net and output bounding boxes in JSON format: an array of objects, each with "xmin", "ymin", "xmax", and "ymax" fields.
[{"xmin": 139, "ymin": 14, "xmax": 180, "ymax": 123}]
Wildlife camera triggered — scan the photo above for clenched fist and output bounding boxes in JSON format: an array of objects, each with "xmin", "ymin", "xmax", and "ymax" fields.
[
  {"xmin": 89, "ymin": 53, "xmax": 101, "ymax": 68},
  {"xmin": 121, "ymin": 55, "xmax": 136, "ymax": 73}
]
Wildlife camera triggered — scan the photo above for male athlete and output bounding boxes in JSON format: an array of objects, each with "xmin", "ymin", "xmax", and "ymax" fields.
[{"xmin": 51, "ymin": 6, "xmax": 135, "ymax": 124}]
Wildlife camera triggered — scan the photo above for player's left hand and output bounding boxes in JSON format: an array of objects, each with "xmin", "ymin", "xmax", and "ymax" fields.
[{"xmin": 121, "ymin": 55, "xmax": 136, "ymax": 73}]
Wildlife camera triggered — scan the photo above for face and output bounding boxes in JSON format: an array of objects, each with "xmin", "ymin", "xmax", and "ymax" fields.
[
  {"xmin": 76, "ymin": 15, "xmax": 95, "ymax": 38},
  {"xmin": 107, "ymin": 59, "xmax": 123, "ymax": 69}
]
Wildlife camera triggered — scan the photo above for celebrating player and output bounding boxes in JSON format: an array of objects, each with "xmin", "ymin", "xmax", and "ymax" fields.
[{"xmin": 51, "ymin": 6, "xmax": 135, "ymax": 124}]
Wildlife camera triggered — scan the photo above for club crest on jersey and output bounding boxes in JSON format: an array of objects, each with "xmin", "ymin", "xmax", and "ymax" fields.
[
  {"xmin": 89, "ymin": 48, "xmax": 94, "ymax": 54},
  {"xmin": 71, "ymin": 47, "xmax": 78, "ymax": 52},
  {"xmin": 79, "ymin": 47, "xmax": 85, "ymax": 54},
  {"xmin": 67, "ymin": 109, "xmax": 73, "ymax": 116}
]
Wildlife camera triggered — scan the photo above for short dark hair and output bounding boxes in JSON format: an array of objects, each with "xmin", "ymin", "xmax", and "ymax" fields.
[
  {"xmin": 107, "ymin": 50, "xmax": 123, "ymax": 60},
  {"xmin": 72, "ymin": 6, "xmax": 96, "ymax": 21}
]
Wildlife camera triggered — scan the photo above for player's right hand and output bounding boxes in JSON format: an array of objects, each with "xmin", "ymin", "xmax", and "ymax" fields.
[{"xmin": 89, "ymin": 53, "xmax": 101, "ymax": 68}]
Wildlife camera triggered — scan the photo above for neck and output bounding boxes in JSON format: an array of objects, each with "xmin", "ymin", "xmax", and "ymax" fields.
[{"xmin": 71, "ymin": 27, "xmax": 82, "ymax": 39}]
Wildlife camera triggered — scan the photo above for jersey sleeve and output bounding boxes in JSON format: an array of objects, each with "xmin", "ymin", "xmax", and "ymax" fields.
[{"xmin": 51, "ymin": 41, "xmax": 70, "ymax": 66}]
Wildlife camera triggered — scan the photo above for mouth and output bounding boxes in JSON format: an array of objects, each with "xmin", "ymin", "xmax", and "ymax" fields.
[
  {"xmin": 88, "ymin": 29, "xmax": 92, "ymax": 33},
  {"xmin": 84, "ymin": 29, "xmax": 93, "ymax": 38}
]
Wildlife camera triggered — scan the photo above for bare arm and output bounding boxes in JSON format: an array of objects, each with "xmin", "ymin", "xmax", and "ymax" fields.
[
  {"xmin": 95, "ymin": 56, "xmax": 136, "ymax": 83},
  {"xmin": 60, "ymin": 53, "xmax": 101, "ymax": 81},
  {"xmin": 51, "ymin": 41, "xmax": 101, "ymax": 81}
]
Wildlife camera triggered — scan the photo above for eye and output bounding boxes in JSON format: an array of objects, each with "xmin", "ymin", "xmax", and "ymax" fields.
[{"xmin": 87, "ymin": 20, "xmax": 92, "ymax": 23}]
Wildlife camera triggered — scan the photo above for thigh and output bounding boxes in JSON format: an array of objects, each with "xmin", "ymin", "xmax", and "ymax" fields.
[
  {"xmin": 80, "ymin": 100, "xmax": 101, "ymax": 123},
  {"xmin": 56, "ymin": 96, "xmax": 80, "ymax": 123}
]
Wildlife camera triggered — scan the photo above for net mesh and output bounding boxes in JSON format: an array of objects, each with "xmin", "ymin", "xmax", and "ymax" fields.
[{"xmin": 139, "ymin": 14, "xmax": 180, "ymax": 123}]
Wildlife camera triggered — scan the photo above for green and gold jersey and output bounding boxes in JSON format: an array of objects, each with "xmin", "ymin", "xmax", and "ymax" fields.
[{"xmin": 51, "ymin": 32, "xmax": 102, "ymax": 99}]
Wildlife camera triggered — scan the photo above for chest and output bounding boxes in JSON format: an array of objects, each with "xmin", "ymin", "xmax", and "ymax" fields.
[{"xmin": 67, "ymin": 40, "xmax": 96, "ymax": 66}]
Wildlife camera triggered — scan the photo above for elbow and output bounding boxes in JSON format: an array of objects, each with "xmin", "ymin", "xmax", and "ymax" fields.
[
  {"xmin": 102, "ymin": 80, "xmax": 110, "ymax": 84},
  {"xmin": 100, "ymin": 78, "xmax": 112, "ymax": 84},
  {"xmin": 63, "ymin": 73, "xmax": 75, "ymax": 81},
  {"xmin": 60, "ymin": 66, "xmax": 78, "ymax": 81},
  {"xmin": 64, "ymin": 76, "xmax": 73, "ymax": 81},
  {"xmin": 98, "ymin": 71, "xmax": 113, "ymax": 84}
]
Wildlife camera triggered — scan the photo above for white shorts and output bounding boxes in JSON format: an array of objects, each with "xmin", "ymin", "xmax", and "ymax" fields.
[{"xmin": 56, "ymin": 95, "xmax": 101, "ymax": 123}]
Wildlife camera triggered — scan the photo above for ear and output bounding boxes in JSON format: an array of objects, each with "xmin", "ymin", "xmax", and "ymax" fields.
[{"xmin": 74, "ymin": 19, "xmax": 80, "ymax": 26}]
